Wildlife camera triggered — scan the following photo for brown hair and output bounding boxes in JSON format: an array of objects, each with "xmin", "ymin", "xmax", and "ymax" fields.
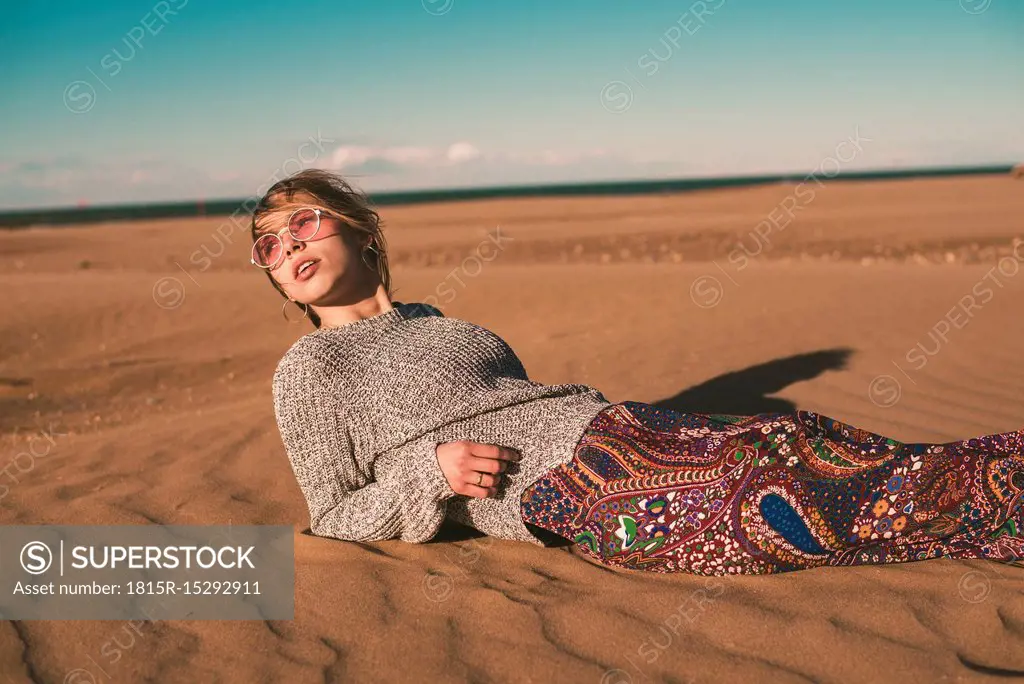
[{"xmin": 250, "ymin": 169, "xmax": 393, "ymax": 329}]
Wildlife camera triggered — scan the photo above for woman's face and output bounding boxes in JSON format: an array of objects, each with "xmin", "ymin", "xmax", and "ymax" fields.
[{"xmin": 255, "ymin": 201, "xmax": 374, "ymax": 305}]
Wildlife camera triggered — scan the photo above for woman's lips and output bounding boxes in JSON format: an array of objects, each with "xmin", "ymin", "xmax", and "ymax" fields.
[{"xmin": 294, "ymin": 260, "xmax": 320, "ymax": 282}]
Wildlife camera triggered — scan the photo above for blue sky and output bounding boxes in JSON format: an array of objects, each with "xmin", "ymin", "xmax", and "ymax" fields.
[{"xmin": 1, "ymin": 0, "xmax": 1021, "ymax": 209}]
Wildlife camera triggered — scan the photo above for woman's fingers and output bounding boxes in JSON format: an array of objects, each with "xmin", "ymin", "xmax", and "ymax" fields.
[
  {"xmin": 467, "ymin": 455, "xmax": 512, "ymax": 474},
  {"xmin": 458, "ymin": 468, "xmax": 502, "ymax": 498},
  {"xmin": 462, "ymin": 483, "xmax": 498, "ymax": 499},
  {"xmin": 473, "ymin": 446, "xmax": 520, "ymax": 476},
  {"xmin": 436, "ymin": 440, "xmax": 522, "ymax": 498},
  {"xmin": 465, "ymin": 445, "xmax": 520, "ymax": 497},
  {"xmin": 466, "ymin": 442, "xmax": 522, "ymax": 464},
  {"xmin": 472, "ymin": 472, "xmax": 501, "ymax": 488}
]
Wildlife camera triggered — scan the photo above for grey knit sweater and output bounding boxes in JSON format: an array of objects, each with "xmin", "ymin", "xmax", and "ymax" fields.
[{"xmin": 272, "ymin": 301, "xmax": 611, "ymax": 546}]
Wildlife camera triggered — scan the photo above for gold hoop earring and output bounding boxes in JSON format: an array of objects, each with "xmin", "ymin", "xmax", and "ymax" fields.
[{"xmin": 282, "ymin": 298, "xmax": 310, "ymax": 323}]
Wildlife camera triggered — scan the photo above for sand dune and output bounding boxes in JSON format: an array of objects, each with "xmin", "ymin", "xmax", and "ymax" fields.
[{"xmin": 2, "ymin": 176, "xmax": 1024, "ymax": 682}]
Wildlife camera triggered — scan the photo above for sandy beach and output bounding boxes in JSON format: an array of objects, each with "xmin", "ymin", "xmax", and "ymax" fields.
[{"xmin": 2, "ymin": 174, "xmax": 1024, "ymax": 682}]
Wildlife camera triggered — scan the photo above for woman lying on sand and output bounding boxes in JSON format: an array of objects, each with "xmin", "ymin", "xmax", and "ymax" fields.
[{"xmin": 253, "ymin": 169, "xmax": 1024, "ymax": 576}]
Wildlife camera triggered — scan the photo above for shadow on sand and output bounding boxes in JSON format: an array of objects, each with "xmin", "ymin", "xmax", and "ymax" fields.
[{"xmin": 652, "ymin": 348, "xmax": 853, "ymax": 415}]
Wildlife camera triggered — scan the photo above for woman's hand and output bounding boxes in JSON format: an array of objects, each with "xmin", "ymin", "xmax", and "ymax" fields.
[{"xmin": 435, "ymin": 440, "xmax": 522, "ymax": 498}]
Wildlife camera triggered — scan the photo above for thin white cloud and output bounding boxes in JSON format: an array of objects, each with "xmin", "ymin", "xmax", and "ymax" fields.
[
  {"xmin": 0, "ymin": 157, "xmax": 210, "ymax": 207},
  {"xmin": 329, "ymin": 146, "xmax": 374, "ymax": 169},
  {"xmin": 329, "ymin": 142, "xmax": 484, "ymax": 172},
  {"xmin": 446, "ymin": 142, "xmax": 481, "ymax": 163},
  {"xmin": 0, "ymin": 144, "xmax": 678, "ymax": 209},
  {"xmin": 327, "ymin": 141, "xmax": 614, "ymax": 174},
  {"xmin": 505, "ymin": 148, "xmax": 613, "ymax": 166},
  {"xmin": 384, "ymin": 146, "xmax": 436, "ymax": 165}
]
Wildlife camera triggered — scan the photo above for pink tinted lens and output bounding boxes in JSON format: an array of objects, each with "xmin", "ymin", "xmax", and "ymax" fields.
[
  {"xmin": 253, "ymin": 234, "xmax": 282, "ymax": 267},
  {"xmin": 289, "ymin": 209, "xmax": 319, "ymax": 240}
]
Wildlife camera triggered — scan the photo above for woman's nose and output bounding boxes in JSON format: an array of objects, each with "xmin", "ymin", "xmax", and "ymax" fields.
[{"xmin": 282, "ymin": 233, "xmax": 304, "ymax": 254}]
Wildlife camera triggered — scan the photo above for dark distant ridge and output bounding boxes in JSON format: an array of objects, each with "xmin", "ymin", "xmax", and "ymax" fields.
[{"xmin": 0, "ymin": 164, "xmax": 1014, "ymax": 229}]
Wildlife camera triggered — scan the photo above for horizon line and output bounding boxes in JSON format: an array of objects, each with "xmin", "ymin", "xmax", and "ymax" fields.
[{"xmin": 1, "ymin": 162, "xmax": 1019, "ymax": 229}]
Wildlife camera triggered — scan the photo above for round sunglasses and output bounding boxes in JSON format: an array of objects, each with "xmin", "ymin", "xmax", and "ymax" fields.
[{"xmin": 250, "ymin": 208, "xmax": 330, "ymax": 270}]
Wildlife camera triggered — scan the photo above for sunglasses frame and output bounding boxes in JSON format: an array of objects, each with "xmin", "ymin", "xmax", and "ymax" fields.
[{"xmin": 250, "ymin": 208, "xmax": 323, "ymax": 270}]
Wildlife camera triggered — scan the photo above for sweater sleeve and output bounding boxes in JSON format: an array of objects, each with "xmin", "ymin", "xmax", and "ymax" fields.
[{"xmin": 273, "ymin": 353, "xmax": 458, "ymax": 543}]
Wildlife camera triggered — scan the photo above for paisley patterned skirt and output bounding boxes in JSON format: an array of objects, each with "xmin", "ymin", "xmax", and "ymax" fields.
[{"xmin": 519, "ymin": 401, "xmax": 1024, "ymax": 575}]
